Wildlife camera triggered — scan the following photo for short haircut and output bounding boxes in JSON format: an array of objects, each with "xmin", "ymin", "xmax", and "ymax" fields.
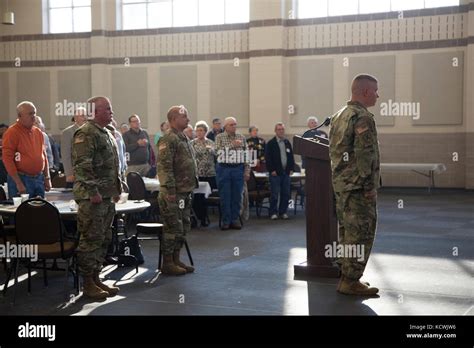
[
  {"xmin": 160, "ymin": 121, "xmax": 168, "ymax": 128},
  {"xmin": 167, "ymin": 105, "xmax": 187, "ymax": 122},
  {"xmin": 223, "ymin": 117, "xmax": 237, "ymax": 128},
  {"xmin": 274, "ymin": 122, "xmax": 285, "ymax": 131},
  {"xmin": 128, "ymin": 114, "xmax": 139, "ymax": 123},
  {"xmin": 353, "ymin": 73, "xmax": 378, "ymax": 84},
  {"xmin": 0, "ymin": 123, "xmax": 9, "ymax": 129},
  {"xmin": 351, "ymin": 74, "xmax": 378, "ymax": 94},
  {"xmin": 249, "ymin": 126, "xmax": 258, "ymax": 133},
  {"xmin": 307, "ymin": 116, "xmax": 318, "ymax": 124},
  {"xmin": 86, "ymin": 96, "xmax": 109, "ymax": 118},
  {"xmin": 212, "ymin": 118, "xmax": 221, "ymax": 124},
  {"xmin": 195, "ymin": 121, "xmax": 209, "ymax": 132},
  {"xmin": 16, "ymin": 101, "xmax": 35, "ymax": 115}
]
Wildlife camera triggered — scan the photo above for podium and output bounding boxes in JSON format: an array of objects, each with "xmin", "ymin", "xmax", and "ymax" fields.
[{"xmin": 293, "ymin": 135, "xmax": 340, "ymax": 278}]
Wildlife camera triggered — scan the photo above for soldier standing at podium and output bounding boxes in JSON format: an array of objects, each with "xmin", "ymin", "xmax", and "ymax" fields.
[{"xmin": 329, "ymin": 74, "xmax": 381, "ymax": 296}]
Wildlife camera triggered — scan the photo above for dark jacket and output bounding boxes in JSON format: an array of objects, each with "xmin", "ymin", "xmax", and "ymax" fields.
[
  {"xmin": 265, "ymin": 137, "xmax": 295, "ymax": 176},
  {"xmin": 123, "ymin": 128, "xmax": 150, "ymax": 165}
]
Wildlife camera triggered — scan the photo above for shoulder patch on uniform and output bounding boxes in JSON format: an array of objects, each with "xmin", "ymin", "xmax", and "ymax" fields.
[
  {"xmin": 355, "ymin": 126, "xmax": 369, "ymax": 135},
  {"xmin": 74, "ymin": 133, "xmax": 85, "ymax": 144}
]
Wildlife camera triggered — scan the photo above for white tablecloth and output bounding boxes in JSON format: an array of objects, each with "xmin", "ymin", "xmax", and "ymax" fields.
[
  {"xmin": 253, "ymin": 172, "xmax": 306, "ymax": 179},
  {"xmin": 0, "ymin": 200, "xmax": 150, "ymax": 217},
  {"xmin": 381, "ymin": 163, "xmax": 447, "ymax": 174},
  {"xmin": 142, "ymin": 178, "xmax": 212, "ymax": 198}
]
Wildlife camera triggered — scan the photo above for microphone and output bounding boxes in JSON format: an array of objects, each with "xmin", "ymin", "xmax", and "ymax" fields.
[{"xmin": 302, "ymin": 117, "xmax": 331, "ymax": 138}]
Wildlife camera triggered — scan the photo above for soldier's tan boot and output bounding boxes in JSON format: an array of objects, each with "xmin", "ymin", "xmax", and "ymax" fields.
[
  {"xmin": 337, "ymin": 276, "xmax": 370, "ymax": 291},
  {"xmin": 93, "ymin": 271, "xmax": 120, "ymax": 297},
  {"xmin": 161, "ymin": 255, "xmax": 186, "ymax": 275},
  {"xmin": 173, "ymin": 250, "xmax": 194, "ymax": 273},
  {"xmin": 82, "ymin": 276, "xmax": 109, "ymax": 300},
  {"xmin": 338, "ymin": 277, "xmax": 379, "ymax": 296}
]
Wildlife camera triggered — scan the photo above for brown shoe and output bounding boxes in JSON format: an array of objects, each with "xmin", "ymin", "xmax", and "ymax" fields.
[
  {"xmin": 338, "ymin": 277, "xmax": 379, "ymax": 296},
  {"xmin": 221, "ymin": 224, "xmax": 230, "ymax": 231},
  {"xmin": 93, "ymin": 271, "xmax": 120, "ymax": 296},
  {"xmin": 337, "ymin": 276, "xmax": 370, "ymax": 291},
  {"xmin": 82, "ymin": 276, "xmax": 109, "ymax": 300},
  {"xmin": 161, "ymin": 255, "xmax": 186, "ymax": 275},
  {"xmin": 230, "ymin": 222, "xmax": 242, "ymax": 230},
  {"xmin": 173, "ymin": 250, "xmax": 194, "ymax": 273}
]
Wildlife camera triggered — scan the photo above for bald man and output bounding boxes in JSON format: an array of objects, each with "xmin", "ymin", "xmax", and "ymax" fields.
[
  {"xmin": 329, "ymin": 74, "xmax": 381, "ymax": 296},
  {"xmin": 2, "ymin": 101, "xmax": 51, "ymax": 198},
  {"xmin": 157, "ymin": 106, "xmax": 198, "ymax": 275}
]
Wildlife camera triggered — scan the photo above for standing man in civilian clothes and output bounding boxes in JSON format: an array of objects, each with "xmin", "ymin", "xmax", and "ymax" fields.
[
  {"xmin": 123, "ymin": 114, "xmax": 151, "ymax": 176},
  {"xmin": 206, "ymin": 118, "xmax": 223, "ymax": 142},
  {"xmin": 158, "ymin": 106, "xmax": 198, "ymax": 275},
  {"xmin": 61, "ymin": 107, "xmax": 87, "ymax": 188},
  {"xmin": 2, "ymin": 101, "xmax": 51, "ymax": 198},
  {"xmin": 265, "ymin": 122, "xmax": 295, "ymax": 220},
  {"xmin": 215, "ymin": 117, "xmax": 250, "ymax": 230},
  {"xmin": 329, "ymin": 74, "xmax": 380, "ymax": 296},
  {"xmin": 73, "ymin": 96, "xmax": 122, "ymax": 300}
]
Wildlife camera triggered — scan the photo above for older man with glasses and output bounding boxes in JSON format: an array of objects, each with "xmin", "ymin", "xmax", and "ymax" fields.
[{"xmin": 123, "ymin": 114, "xmax": 151, "ymax": 176}]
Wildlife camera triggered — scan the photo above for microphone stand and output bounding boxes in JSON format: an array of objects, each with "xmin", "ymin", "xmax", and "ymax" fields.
[{"xmin": 302, "ymin": 117, "xmax": 331, "ymax": 138}]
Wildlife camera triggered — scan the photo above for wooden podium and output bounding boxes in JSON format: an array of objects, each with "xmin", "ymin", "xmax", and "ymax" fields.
[{"xmin": 293, "ymin": 135, "xmax": 340, "ymax": 278}]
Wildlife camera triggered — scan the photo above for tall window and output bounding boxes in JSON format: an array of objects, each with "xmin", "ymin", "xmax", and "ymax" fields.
[
  {"xmin": 122, "ymin": 0, "xmax": 249, "ymax": 30},
  {"xmin": 48, "ymin": 0, "xmax": 91, "ymax": 33},
  {"xmin": 297, "ymin": 0, "xmax": 459, "ymax": 19}
]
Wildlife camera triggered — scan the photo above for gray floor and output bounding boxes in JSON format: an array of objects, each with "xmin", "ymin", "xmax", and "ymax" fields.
[{"xmin": 1, "ymin": 189, "xmax": 473, "ymax": 316}]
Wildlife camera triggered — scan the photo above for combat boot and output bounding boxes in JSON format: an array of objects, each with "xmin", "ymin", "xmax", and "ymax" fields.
[
  {"xmin": 93, "ymin": 271, "xmax": 120, "ymax": 297},
  {"xmin": 338, "ymin": 277, "xmax": 379, "ymax": 296},
  {"xmin": 173, "ymin": 250, "xmax": 194, "ymax": 273},
  {"xmin": 337, "ymin": 275, "xmax": 370, "ymax": 291},
  {"xmin": 82, "ymin": 276, "xmax": 109, "ymax": 300},
  {"xmin": 161, "ymin": 254, "xmax": 186, "ymax": 275}
]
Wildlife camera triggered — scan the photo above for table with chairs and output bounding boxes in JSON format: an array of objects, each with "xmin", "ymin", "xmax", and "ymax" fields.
[
  {"xmin": 0, "ymin": 191, "xmax": 150, "ymax": 302},
  {"xmin": 252, "ymin": 169, "xmax": 306, "ymax": 215}
]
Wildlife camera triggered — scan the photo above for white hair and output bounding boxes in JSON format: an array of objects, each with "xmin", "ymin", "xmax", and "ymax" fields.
[
  {"xmin": 195, "ymin": 120, "xmax": 209, "ymax": 132},
  {"xmin": 16, "ymin": 101, "xmax": 36, "ymax": 114},
  {"xmin": 223, "ymin": 117, "xmax": 237, "ymax": 128},
  {"xmin": 307, "ymin": 116, "xmax": 318, "ymax": 124}
]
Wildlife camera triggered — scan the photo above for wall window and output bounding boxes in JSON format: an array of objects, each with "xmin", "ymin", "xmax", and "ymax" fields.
[
  {"xmin": 122, "ymin": 0, "xmax": 249, "ymax": 30},
  {"xmin": 297, "ymin": 0, "xmax": 459, "ymax": 19},
  {"xmin": 48, "ymin": 0, "xmax": 91, "ymax": 33}
]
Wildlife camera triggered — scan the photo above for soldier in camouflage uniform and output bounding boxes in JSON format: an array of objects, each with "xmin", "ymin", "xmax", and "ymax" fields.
[
  {"xmin": 73, "ymin": 96, "xmax": 122, "ymax": 300},
  {"xmin": 329, "ymin": 74, "xmax": 381, "ymax": 296},
  {"xmin": 157, "ymin": 106, "xmax": 198, "ymax": 276}
]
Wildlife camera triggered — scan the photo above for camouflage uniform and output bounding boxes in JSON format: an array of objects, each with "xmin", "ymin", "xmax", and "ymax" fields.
[
  {"xmin": 329, "ymin": 101, "xmax": 380, "ymax": 281},
  {"xmin": 73, "ymin": 120, "xmax": 121, "ymax": 276},
  {"xmin": 157, "ymin": 128, "xmax": 198, "ymax": 256}
]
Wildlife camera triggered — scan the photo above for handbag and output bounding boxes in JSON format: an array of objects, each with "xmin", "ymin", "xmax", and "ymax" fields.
[{"xmin": 117, "ymin": 235, "xmax": 145, "ymax": 265}]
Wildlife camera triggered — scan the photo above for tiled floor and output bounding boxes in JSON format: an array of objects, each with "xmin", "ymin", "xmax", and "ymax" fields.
[{"xmin": 1, "ymin": 189, "xmax": 473, "ymax": 316}]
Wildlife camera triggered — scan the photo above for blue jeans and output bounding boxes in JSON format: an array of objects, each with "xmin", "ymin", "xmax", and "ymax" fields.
[
  {"xmin": 269, "ymin": 173, "xmax": 291, "ymax": 216},
  {"xmin": 7, "ymin": 173, "xmax": 45, "ymax": 199},
  {"xmin": 216, "ymin": 164, "xmax": 244, "ymax": 225}
]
